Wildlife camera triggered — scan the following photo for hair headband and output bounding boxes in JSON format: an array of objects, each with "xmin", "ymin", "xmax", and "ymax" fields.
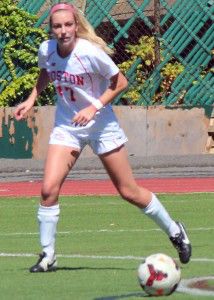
[{"xmin": 50, "ymin": 3, "xmax": 75, "ymax": 15}]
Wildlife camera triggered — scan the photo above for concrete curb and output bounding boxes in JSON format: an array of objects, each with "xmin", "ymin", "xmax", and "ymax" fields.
[{"xmin": 0, "ymin": 154, "xmax": 214, "ymax": 181}]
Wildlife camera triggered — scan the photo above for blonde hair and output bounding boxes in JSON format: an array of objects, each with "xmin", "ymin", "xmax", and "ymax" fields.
[{"xmin": 50, "ymin": 2, "xmax": 114, "ymax": 55}]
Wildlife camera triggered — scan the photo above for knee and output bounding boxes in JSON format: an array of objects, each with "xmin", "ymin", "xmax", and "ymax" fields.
[
  {"xmin": 118, "ymin": 185, "xmax": 139, "ymax": 202},
  {"xmin": 117, "ymin": 184, "xmax": 151, "ymax": 208},
  {"xmin": 41, "ymin": 183, "xmax": 59, "ymax": 203}
]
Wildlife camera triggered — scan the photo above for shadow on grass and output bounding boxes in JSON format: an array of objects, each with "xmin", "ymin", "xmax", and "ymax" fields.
[
  {"xmin": 23, "ymin": 266, "xmax": 136, "ymax": 272},
  {"xmin": 94, "ymin": 291, "xmax": 148, "ymax": 299},
  {"xmin": 56, "ymin": 266, "xmax": 136, "ymax": 271}
]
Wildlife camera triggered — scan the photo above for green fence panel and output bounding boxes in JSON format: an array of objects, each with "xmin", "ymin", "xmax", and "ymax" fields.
[
  {"xmin": 135, "ymin": 0, "xmax": 213, "ymax": 106},
  {"xmin": 111, "ymin": 0, "xmax": 152, "ymax": 45},
  {"xmin": 0, "ymin": 0, "xmax": 213, "ymax": 107},
  {"xmin": 85, "ymin": 0, "xmax": 129, "ymax": 41},
  {"xmin": 17, "ymin": 0, "xmax": 47, "ymax": 13},
  {"xmin": 128, "ymin": 0, "xmax": 154, "ymax": 29},
  {"xmin": 165, "ymin": 20, "xmax": 213, "ymax": 105},
  {"xmin": 186, "ymin": 73, "xmax": 214, "ymax": 106}
]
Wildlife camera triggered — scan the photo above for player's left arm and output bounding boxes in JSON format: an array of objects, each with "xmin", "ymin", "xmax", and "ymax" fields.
[
  {"xmin": 72, "ymin": 71, "xmax": 128, "ymax": 126},
  {"xmin": 99, "ymin": 71, "xmax": 128, "ymax": 106}
]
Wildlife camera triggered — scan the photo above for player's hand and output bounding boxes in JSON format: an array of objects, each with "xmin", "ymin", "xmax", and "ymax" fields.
[
  {"xmin": 14, "ymin": 99, "xmax": 34, "ymax": 121},
  {"xmin": 72, "ymin": 105, "xmax": 97, "ymax": 126}
]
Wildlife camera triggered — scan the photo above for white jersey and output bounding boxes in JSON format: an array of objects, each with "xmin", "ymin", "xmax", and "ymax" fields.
[{"xmin": 38, "ymin": 38, "xmax": 120, "ymax": 130}]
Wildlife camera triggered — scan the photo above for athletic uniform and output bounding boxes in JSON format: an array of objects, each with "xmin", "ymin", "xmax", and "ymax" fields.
[
  {"xmin": 28, "ymin": 4, "xmax": 191, "ymax": 274},
  {"xmin": 38, "ymin": 38, "xmax": 127, "ymax": 154}
]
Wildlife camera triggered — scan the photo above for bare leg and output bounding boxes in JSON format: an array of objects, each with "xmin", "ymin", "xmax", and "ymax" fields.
[
  {"xmin": 99, "ymin": 145, "xmax": 192, "ymax": 264},
  {"xmin": 99, "ymin": 146, "xmax": 151, "ymax": 208},
  {"xmin": 99, "ymin": 145, "xmax": 178, "ymax": 234},
  {"xmin": 30, "ymin": 144, "xmax": 80, "ymax": 272},
  {"xmin": 41, "ymin": 144, "xmax": 80, "ymax": 206}
]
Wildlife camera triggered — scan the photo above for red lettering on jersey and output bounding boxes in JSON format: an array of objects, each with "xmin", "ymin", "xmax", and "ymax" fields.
[
  {"xmin": 56, "ymin": 71, "xmax": 62, "ymax": 81},
  {"xmin": 69, "ymin": 74, "xmax": 76, "ymax": 84},
  {"xmin": 64, "ymin": 72, "xmax": 70, "ymax": 82},
  {"xmin": 76, "ymin": 75, "xmax": 84, "ymax": 86},
  {"xmin": 56, "ymin": 85, "xmax": 63, "ymax": 96},
  {"xmin": 49, "ymin": 71, "xmax": 55, "ymax": 81},
  {"xmin": 48, "ymin": 71, "xmax": 84, "ymax": 86},
  {"xmin": 65, "ymin": 86, "xmax": 76, "ymax": 101}
]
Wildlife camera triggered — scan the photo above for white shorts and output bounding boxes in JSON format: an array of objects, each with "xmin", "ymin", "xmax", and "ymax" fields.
[{"xmin": 49, "ymin": 123, "xmax": 128, "ymax": 155}]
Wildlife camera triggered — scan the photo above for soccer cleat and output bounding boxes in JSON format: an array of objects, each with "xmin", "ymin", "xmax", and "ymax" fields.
[
  {"xmin": 170, "ymin": 222, "xmax": 192, "ymax": 264},
  {"xmin": 29, "ymin": 252, "xmax": 57, "ymax": 273}
]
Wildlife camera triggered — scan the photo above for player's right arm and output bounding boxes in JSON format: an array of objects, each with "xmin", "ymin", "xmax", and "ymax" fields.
[{"xmin": 14, "ymin": 68, "xmax": 50, "ymax": 121}]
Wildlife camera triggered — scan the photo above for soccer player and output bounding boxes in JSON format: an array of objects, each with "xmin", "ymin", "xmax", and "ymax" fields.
[{"xmin": 14, "ymin": 2, "xmax": 191, "ymax": 272}]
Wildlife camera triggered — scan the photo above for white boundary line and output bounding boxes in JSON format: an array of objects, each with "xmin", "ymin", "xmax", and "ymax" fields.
[
  {"xmin": 1, "ymin": 253, "xmax": 213, "ymax": 296},
  {"xmin": 0, "ymin": 252, "xmax": 214, "ymax": 263},
  {"xmin": 0, "ymin": 253, "xmax": 144, "ymax": 259},
  {"xmin": 178, "ymin": 276, "xmax": 214, "ymax": 297},
  {"xmin": 0, "ymin": 226, "xmax": 213, "ymax": 236}
]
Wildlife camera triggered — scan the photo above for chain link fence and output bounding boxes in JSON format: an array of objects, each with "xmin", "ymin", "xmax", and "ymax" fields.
[
  {"xmin": 83, "ymin": 0, "xmax": 214, "ymax": 106},
  {"xmin": 0, "ymin": 0, "xmax": 213, "ymax": 107}
]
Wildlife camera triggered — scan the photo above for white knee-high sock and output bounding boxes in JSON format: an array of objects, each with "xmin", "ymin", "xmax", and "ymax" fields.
[
  {"xmin": 37, "ymin": 204, "xmax": 60, "ymax": 259},
  {"xmin": 143, "ymin": 193, "xmax": 179, "ymax": 237}
]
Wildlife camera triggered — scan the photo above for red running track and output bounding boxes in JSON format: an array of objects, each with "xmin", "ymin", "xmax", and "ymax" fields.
[{"xmin": 0, "ymin": 177, "xmax": 213, "ymax": 197}]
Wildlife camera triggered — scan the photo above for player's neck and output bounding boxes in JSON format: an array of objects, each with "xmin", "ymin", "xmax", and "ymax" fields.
[{"xmin": 57, "ymin": 39, "xmax": 77, "ymax": 58}]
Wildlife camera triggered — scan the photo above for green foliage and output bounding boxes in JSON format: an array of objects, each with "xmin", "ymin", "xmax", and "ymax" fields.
[
  {"xmin": 118, "ymin": 36, "xmax": 184, "ymax": 105},
  {"xmin": 0, "ymin": 0, "xmax": 55, "ymax": 107},
  {"xmin": 155, "ymin": 62, "xmax": 185, "ymax": 104}
]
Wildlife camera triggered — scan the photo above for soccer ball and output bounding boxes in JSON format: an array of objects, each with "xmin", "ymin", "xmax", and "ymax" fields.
[{"xmin": 137, "ymin": 253, "xmax": 181, "ymax": 296}]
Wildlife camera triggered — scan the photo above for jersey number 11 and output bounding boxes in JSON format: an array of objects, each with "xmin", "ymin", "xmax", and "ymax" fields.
[{"xmin": 56, "ymin": 85, "xmax": 76, "ymax": 101}]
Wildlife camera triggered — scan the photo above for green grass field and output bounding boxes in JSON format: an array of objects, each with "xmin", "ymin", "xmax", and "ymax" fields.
[{"xmin": 0, "ymin": 193, "xmax": 213, "ymax": 299}]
